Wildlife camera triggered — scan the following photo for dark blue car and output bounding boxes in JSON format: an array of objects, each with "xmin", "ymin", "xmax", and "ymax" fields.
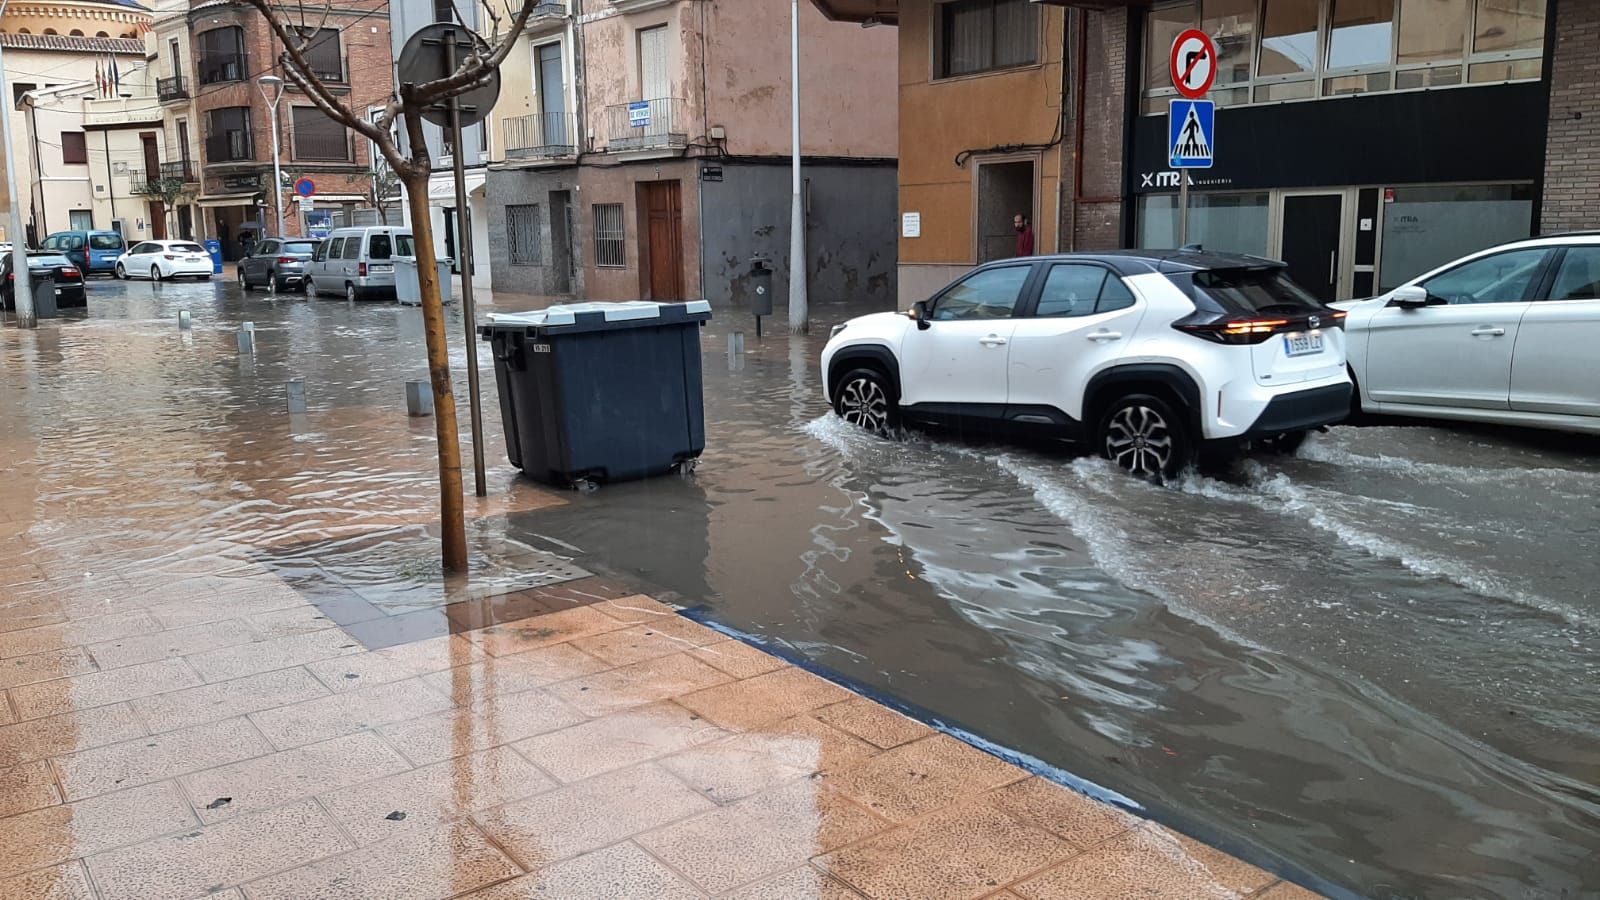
[{"xmin": 40, "ymin": 230, "xmax": 126, "ymax": 276}]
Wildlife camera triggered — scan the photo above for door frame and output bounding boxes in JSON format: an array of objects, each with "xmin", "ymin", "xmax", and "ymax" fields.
[
  {"xmin": 1272, "ymin": 188, "xmax": 1355, "ymax": 300},
  {"xmin": 968, "ymin": 151, "xmax": 1041, "ymax": 264}
]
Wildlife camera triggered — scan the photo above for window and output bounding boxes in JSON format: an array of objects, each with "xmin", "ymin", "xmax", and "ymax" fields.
[
  {"xmin": 1419, "ymin": 248, "xmax": 1547, "ymax": 304},
  {"xmin": 61, "ymin": 132, "xmax": 87, "ymax": 164},
  {"xmin": 324, "ymin": 237, "xmax": 343, "ymax": 259},
  {"xmin": 1141, "ymin": 0, "xmax": 1545, "ymax": 111},
  {"xmin": 206, "ymin": 107, "xmax": 252, "ymax": 161},
  {"xmin": 255, "ymin": 240, "xmax": 278, "ymax": 256},
  {"xmin": 283, "ymin": 242, "xmax": 318, "ymax": 255},
  {"xmin": 507, "ymin": 204, "xmax": 541, "ymax": 266},
  {"xmin": 1036, "ymin": 265, "xmax": 1137, "ymax": 317},
  {"xmin": 341, "ymin": 237, "xmax": 362, "ymax": 260},
  {"xmin": 11, "ymin": 81, "xmax": 34, "ymax": 105},
  {"xmin": 937, "ymin": 0, "xmax": 1039, "ymax": 79},
  {"xmin": 368, "ymin": 235, "xmax": 395, "ymax": 259},
  {"xmin": 1185, "ymin": 267, "xmax": 1325, "ymax": 312},
  {"xmin": 1378, "ymin": 184, "xmax": 1534, "ymax": 290},
  {"xmin": 1138, "ymin": 192, "xmax": 1271, "ymax": 257},
  {"xmin": 638, "ymin": 25, "xmax": 669, "ymax": 100},
  {"xmin": 594, "ymin": 203, "xmax": 625, "ymax": 267},
  {"xmin": 434, "ymin": 0, "xmax": 456, "ymax": 22},
  {"xmin": 169, "ymin": 39, "xmax": 181, "ymax": 76},
  {"xmin": 932, "ymin": 265, "xmax": 1031, "ymax": 320},
  {"xmin": 299, "ymin": 28, "xmax": 342, "ymax": 82},
  {"xmin": 197, "ymin": 27, "xmax": 246, "ymax": 84},
  {"xmin": 292, "ymin": 107, "xmax": 349, "ymax": 161},
  {"xmin": 172, "ymin": 243, "xmax": 205, "ymax": 253},
  {"xmin": 130, "ymin": 242, "xmax": 153, "ymax": 254},
  {"xmin": 1547, "ymin": 248, "xmax": 1600, "ymax": 302},
  {"xmin": 89, "ymin": 234, "xmax": 122, "ymax": 250},
  {"xmin": 395, "ymin": 234, "xmax": 415, "ymax": 256},
  {"xmin": 67, "ymin": 211, "xmax": 93, "ymax": 231}
]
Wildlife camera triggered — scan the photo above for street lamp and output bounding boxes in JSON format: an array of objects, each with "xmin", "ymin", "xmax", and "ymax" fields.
[{"xmin": 257, "ymin": 74, "xmax": 285, "ymax": 237}]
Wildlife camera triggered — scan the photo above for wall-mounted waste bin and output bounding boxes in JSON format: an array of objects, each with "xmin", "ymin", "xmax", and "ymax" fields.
[{"xmin": 480, "ymin": 300, "xmax": 711, "ymax": 486}]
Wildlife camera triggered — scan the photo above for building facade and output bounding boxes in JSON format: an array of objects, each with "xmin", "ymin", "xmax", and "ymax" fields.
[
  {"xmin": 817, "ymin": 0, "xmax": 1585, "ymax": 305},
  {"xmin": 147, "ymin": 0, "xmax": 394, "ymax": 259},
  {"xmin": 482, "ymin": 0, "xmax": 899, "ymax": 313}
]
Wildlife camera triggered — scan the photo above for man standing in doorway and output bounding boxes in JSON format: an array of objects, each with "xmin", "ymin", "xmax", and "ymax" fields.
[{"xmin": 1014, "ymin": 214, "xmax": 1034, "ymax": 258}]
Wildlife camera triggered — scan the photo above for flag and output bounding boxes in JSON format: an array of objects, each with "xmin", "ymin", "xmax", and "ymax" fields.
[
  {"xmin": 94, "ymin": 60, "xmax": 103, "ymax": 97},
  {"xmin": 109, "ymin": 55, "xmax": 119, "ymax": 95}
]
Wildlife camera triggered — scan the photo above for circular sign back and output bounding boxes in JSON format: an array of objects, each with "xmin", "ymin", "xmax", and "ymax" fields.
[
  {"xmin": 1169, "ymin": 28, "xmax": 1218, "ymax": 99},
  {"xmin": 397, "ymin": 23, "xmax": 501, "ymax": 129}
]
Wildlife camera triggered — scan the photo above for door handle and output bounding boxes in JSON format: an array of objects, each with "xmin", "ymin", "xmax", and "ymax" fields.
[
  {"xmin": 978, "ymin": 335, "xmax": 1008, "ymax": 347},
  {"xmin": 1087, "ymin": 330, "xmax": 1123, "ymax": 342},
  {"xmin": 1470, "ymin": 326, "xmax": 1506, "ymax": 337}
]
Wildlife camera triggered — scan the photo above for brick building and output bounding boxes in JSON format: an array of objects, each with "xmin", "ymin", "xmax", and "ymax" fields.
[
  {"xmin": 150, "ymin": 0, "xmax": 394, "ymax": 258},
  {"xmin": 817, "ymin": 0, "xmax": 1593, "ymax": 303}
]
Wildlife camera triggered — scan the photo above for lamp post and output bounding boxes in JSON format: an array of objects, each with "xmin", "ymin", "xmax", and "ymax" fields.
[
  {"xmin": 788, "ymin": 0, "xmax": 807, "ymax": 332},
  {"xmin": 257, "ymin": 74, "xmax": 285, "ymax": 236}
]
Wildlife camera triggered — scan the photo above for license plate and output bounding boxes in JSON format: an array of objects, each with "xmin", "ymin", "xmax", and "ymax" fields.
[
  {"xmin": 1283, "ymin": 331, "xmax": 1324, "ymax": 357},
  {"xmin": 53, "ymin": 288, "xmax": 61, "ymax": 295},
  {"xmin": 370, "ymin": 265, "xmax": 393, "ymax": 273}
]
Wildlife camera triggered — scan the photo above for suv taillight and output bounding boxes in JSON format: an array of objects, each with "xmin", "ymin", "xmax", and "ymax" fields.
[{"xmin": 1174, "ymin": 310, "xmax": 1346, "ymax": 345}]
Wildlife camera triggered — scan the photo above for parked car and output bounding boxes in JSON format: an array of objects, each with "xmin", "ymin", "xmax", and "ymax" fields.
[
  {"xmin": 822, "ymin": 250, "xmax": 1353, "ymax": 479},
  {"xmin": 40, "ymin": 230, "xmax": 125, "ymax": 276},
  {"xmin": 1, "ymin": 251, "xmax": 85, "ymax": 310},
  {"xmin": 1339, "ymin": 234, "xmax": 1600, "ymax": 435},
  {"xmin": 114, "ymin": 240, "xmax": 214, "ymax": 280},
  {"xmin": 305, "ymin": 227, "xmax": 413, "ymax": 301},
  {"xmin": 239, "ymin": 238, "xmax": 320, "ymax": 294}
]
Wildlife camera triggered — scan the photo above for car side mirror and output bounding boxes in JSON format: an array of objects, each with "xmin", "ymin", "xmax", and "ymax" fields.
[
  {"xmin": 1389, "ymin": 286, "xmax": 1434, "ymax": 309},
  {"xmin": 910, "ymin": 300, "xmax": 932, "ymax": 330}
]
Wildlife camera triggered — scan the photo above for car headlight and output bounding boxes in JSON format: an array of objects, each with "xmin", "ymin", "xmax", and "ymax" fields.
[{"xmin": 830, "ymin": 322, "xmax": 848, "ymax": 338}]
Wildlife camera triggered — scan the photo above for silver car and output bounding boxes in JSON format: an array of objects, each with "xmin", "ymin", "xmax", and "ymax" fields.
[
  {"xmin": 239, "ymin": 238, "xmax": 320, "ymax": 294},
  {"xmin": 305, "ymin": 227, "xmax": 413, "ymax": 302}
]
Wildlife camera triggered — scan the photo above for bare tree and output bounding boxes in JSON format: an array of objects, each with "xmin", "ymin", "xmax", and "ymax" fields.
[
  {"xmin": 240, "ymin": 0, "xmax": 544, "ymax": 573},
  {"xmin": 352, "ymin": 162, "xmax": 401, "ymax": 225}
]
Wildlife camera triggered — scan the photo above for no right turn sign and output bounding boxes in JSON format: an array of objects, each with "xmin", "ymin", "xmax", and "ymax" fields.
[{"xmin": 1169, "ymin": 29, "xmax": 1218, "ymax": 99}]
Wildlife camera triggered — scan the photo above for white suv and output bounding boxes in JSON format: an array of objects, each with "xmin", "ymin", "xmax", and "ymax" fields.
[
  {"xmin": 821, "ymin": 251, "xmax": 1352, "ymax": 478},
  {"xmin": 1340, "ymin": 235, "xmax": 1600, "ymax": 435}
]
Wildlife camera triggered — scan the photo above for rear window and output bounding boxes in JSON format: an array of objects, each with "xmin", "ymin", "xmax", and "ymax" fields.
[
  {"xmin": 1173, "ymin": 267, "xmax": 1324, "ymax": 314},
  {"xmin": 172, "ymin": 243, "xmax": 205, "ymax": 253},
  {"xmin": 283, "ymin": 242, "xmax": 318, "ymax": 254},
  {"xmin": 28, "ymin": 254, "xmax": 71, "ymax": 267},
  {"xmin": 368, "ymin": 234, "xmax": 393, "ymax": 260},
  {"xmin": 89, "ymin": 234, "xmax": 123, "ymax": 250},
  {"xmin": 395, "ymin": 234, "xmax": 415, "ymax": 256}
]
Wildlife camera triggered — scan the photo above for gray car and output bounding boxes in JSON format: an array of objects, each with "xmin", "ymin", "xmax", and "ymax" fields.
[{"xmin": 239, "ymin": 238, "xmax": 321, "ymax": 294}]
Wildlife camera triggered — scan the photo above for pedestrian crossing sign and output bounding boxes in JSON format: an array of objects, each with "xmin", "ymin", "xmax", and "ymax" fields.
[{"xmin": 1168, "ymin": 99, "xmax": 1215, "ymax": 169}]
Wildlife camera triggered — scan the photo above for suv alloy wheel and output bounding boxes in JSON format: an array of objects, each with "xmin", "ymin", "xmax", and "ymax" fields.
[
  {"xmin": 833, "ymin": 368, "xmax": 899, "ymax": 433},
  {"xmin": 1098, "ymin": 393, "xmax": 1192, "ymax": 480}
]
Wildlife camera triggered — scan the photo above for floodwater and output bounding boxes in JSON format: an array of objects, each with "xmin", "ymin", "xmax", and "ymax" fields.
[{"xmin": 5, "ymin": 280, "xmax": 1598, "ymax": 898}]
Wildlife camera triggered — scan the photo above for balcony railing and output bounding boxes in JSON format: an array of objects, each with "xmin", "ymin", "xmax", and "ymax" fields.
[
  {"xmin": 531, "ymin": 1, "xmax": 567, "ymax": 17},
  {"xmin": 504, "ymin": 112, "xmax": 576, "ymax": 159},
  {"xmin": 157, "ymin": 75, "xmax": 188, "ymax": 102},
  {"xmin": 160, "ymin": 161, "xmax": 197, "ymax": 183},
  {"xmin": 126, "ymin": 169, "xmax": 156, "ymax": 195},
  {"xmin": 198, "ymin": 51, "xmax": 248, "ymax": 85},
  {"xmin": 205, "ymin": 132, "xmax": 255, "ymax": 163},
  {"xmin": 605, "ymin": 98, "xmax": 687, "ymax": 152}
]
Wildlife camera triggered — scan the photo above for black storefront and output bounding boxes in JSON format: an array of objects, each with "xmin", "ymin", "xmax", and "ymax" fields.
[{"xmin": 1128, "ymin": 82, "xmax": 1549, "ymax": 300}]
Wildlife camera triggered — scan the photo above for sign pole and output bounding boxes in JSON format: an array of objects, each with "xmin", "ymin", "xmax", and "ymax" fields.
[
  {"xmin": 1168, "ymin": 29, "xmax": 1216, "ymax": 250},
  {"xmin": 1178, "ymin": 173, "xmax": 1189, "ymax": 247},
  {"xmin": 444, "ymin": 28, "xmax": 487, "ymax": 498}
]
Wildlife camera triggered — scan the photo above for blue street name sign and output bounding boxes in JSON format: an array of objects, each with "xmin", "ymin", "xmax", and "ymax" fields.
[{"xmin": 1168, "ymin": 99, "xmax": 1215, "ymax": 169}]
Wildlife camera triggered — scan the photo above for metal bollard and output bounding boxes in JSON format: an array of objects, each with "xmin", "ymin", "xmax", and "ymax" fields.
[
  {"xmin": 728, "ymin": 332, "xmax": 745, "ymax": 355},
  {"xmin": 236, "ymin": 321, "xmax": 256, "ymax": 354},
  {"xmin": 285, "ymin": 379, "xmax": 307, "ymax": 414},
  {"xmin": 405, "ymin": 380, "xmax": 434, "ymax": 417},
  {"xmin": 178, "ymin": 310, "xmax": 191, "ymax": 330}
]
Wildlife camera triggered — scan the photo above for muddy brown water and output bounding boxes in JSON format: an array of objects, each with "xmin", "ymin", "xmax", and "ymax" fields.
[{"xmin": 5, "ymin": 280, "xmax": 1598, "ymax": 899}]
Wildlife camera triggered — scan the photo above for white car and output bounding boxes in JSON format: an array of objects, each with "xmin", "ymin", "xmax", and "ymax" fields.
[
  {"xmin": 1341, "ymin": 235, "xmax": 1600, "ymax": 435},
  {"xmin": 115, "ymin": 240, "xmax": 213, "ymax": 281},
  {"xmin": 822, "ymin": 251, "xmax": 1353, "ymax": 478}
]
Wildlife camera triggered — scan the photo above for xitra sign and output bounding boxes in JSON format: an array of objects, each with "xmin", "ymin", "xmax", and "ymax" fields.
[
  {"xmin": 1168, "ymin": 99, "xmax": 1215, "ymax": 168},
  {"xmin": 1169, "ymin": 28, "xmax": 1217, "ymax": 99}
]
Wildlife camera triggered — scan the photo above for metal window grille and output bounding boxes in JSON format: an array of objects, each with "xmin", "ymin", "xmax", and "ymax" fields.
[
  {"xmin": 507, "ymin": 204, "xmax": 541, "ymax": 266},
  {"xmin": 593, "ymin": 203, "xmax": 625, "ymax": 268}
]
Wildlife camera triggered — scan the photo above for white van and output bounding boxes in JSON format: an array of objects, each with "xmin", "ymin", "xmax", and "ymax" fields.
[{"xmin": 306, "ymin": 226, "xmax": 413, "ymax": 301}]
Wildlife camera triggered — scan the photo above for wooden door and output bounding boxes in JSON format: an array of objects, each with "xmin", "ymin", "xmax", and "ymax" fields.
[
  {"xmin": 141, "ymin": 133, "xmax": 160, "ymax": 180},
  {"xmin": 148, "ymin": 201, "xmax": 167, "ymax": 240},
  {"xmin": 642, "ymin": 181, "xmax": 683, "ymax": 300}
]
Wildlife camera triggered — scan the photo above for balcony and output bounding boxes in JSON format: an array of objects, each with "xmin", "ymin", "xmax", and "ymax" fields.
[
  {"xmin": 532, "ymin": 1, "xmax": 567, "ymax": 17},
  {"xmin": 504, "ymin": 112, "xmax": 576, "ymax": 160},
  {"xmin": 160, "ymin": 161, "xmax": 198, "ymax": 183},
  {"xmin": 84, "ymin": 96, "xmax": 162, "ymax": 128},
  {"xmin": 198, "ymin": 52, "xmax": 248, "ymax": 86},
  {"xmin": 126, "ymin": 169, "xmax": 156, "ymax": 195},
  {"xmin": 605, "ymin": 98, "xmax": 687, "ymax": 153},
  {"xmin": 205, "ymin": 133, "xmax": 255, "ymax": 164},
  {"xmin": 157, "ymin": 76, "xmax": 188, "ymax": 102}
]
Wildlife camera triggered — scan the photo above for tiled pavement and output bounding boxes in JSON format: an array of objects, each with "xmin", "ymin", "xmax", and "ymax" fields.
[{"xmin": 0, "ymin": 569, "xmax": 1321, "ymax": 899}]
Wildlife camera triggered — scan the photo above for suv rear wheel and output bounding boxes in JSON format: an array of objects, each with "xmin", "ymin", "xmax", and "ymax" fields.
[
  {"xmin": 1098, "ymin": 394, "xmax": 1192, "ymax": 480},
  {"xmin": 833, "ymin": 367, "xmax": 899, "ymax": 434}
]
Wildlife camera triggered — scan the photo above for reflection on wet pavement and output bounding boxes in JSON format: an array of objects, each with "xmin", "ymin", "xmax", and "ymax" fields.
[{"xmin": 0, "ymin": 279, "xmax": 1307, "ymax": 900}]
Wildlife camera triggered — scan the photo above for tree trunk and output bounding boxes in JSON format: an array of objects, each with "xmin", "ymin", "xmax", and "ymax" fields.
[{"xmin": 401, "ymin": 170, "xmax": 469, "ymax": 572}]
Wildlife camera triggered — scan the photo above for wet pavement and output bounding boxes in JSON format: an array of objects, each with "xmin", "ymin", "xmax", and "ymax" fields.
[{"xmin": 0, "ymin": 276, "xmax": 1596, "ymax": 898}]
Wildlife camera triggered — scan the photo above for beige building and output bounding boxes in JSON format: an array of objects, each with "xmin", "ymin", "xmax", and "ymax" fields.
[{"xmin": 482, "ymin": 0, "xmax": 899, "ymax": 313}]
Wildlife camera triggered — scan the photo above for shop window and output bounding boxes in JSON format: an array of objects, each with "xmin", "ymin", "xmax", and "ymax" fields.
[
  {"xmin": 61, "ymin": 131, "xmax": 87, "ymax": 164},
  {"xmin": 1377, "ymin": 184, "xmax": 1534, "ymax": 291},
  {"xmin": 593, "ymin": 203, "xmax": 625, "ymax": 268},
  {"xmin": 507, "ymin": 204, "xmax": 541, "ymax": 266},
  {"xmin": 1137, "ymin": 192, "xmax": 1271, "ymax": 257},
  {"xmin": 936, "ymin": 0, "xmax": 1039, "ymax": 79}
]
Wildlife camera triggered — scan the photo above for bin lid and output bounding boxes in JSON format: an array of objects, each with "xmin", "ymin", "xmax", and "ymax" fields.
[{"xmin": 482, "ymin": 300, "xmax": 711, "ymax": 336}]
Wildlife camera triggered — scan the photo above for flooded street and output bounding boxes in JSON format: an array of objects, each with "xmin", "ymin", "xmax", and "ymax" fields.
[{"xmin": 6, "ymin": 280, "xmax": 1599, "ymax": 898}]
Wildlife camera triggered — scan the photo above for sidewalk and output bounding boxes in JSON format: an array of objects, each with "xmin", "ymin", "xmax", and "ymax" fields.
[{"xmin": 0, "ymin": 300, "xmax": 1318, "ymax": 899}]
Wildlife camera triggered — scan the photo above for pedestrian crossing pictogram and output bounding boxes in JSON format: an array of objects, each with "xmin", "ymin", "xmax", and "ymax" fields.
[{"xmin": 1168, "ymin": 99, "xmax": 1215, "ymax": 169}]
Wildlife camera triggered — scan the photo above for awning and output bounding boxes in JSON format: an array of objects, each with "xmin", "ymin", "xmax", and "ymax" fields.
[
  {"xmin": 427, "ymin": 172, "xmax": 486, "ymax": 201},
  {"xmin": 199, "ymin": 194, "xmax": 257, "ymax": 208}
]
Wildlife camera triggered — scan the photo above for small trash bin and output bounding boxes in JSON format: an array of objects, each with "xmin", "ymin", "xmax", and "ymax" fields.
[
  {"xmin": 205, "ymin": 239, "xmax": 223, "ymax": 275},
  {"xmin": 480, "ymin": 300, "xmax": 711, "ymax": 486},
  {"xmin": 395, "ymin": 257, "xmax": 454, "ymax": 306},
  {"xmin": 31, "ymin": 272, "xmax": 58, "ymax": 318}
]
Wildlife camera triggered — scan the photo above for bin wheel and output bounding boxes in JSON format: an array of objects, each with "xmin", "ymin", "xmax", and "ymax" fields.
[
  {"xmin": 676, "ymin": 459, "xmax": 699, "ymax": 476},
  {"xmin": 571, "ymin": 477, "xmax": 599, "ymax": 493}
]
